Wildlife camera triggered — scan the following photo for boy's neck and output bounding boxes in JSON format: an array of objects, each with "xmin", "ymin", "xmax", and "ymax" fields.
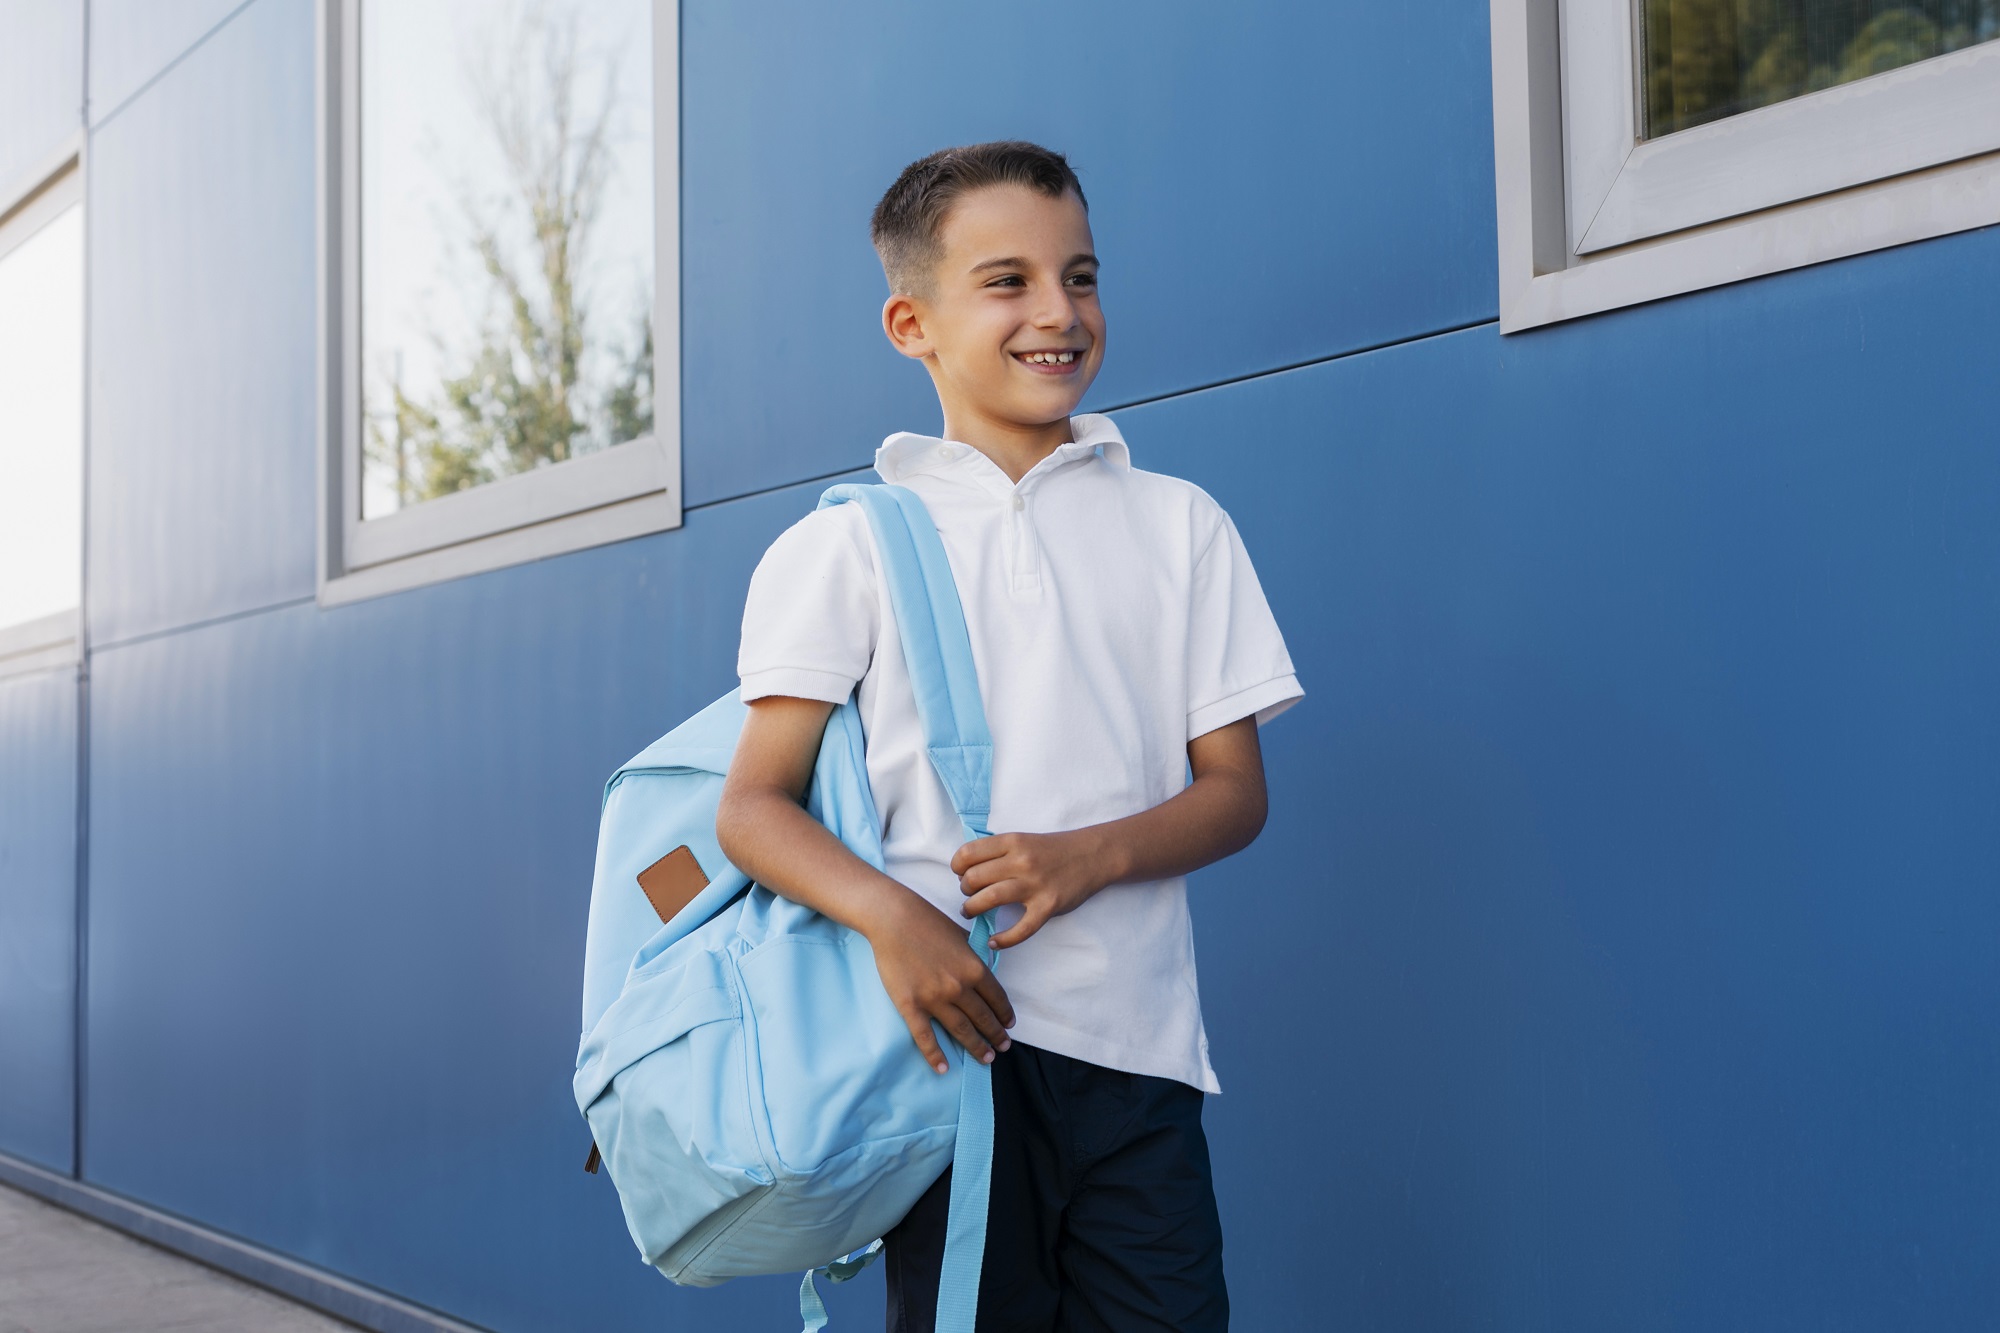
[{"xmin": 938, "ymin": 409, "xmax": 1075, "ymax": 485}]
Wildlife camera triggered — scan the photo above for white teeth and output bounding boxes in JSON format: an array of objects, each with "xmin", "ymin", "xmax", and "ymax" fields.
[{"xmin": 1022, "ymin": 351, "xmax": 1077, "ymax": 364}]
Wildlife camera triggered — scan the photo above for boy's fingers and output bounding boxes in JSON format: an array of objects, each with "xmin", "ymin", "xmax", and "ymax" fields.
[
  {"xmin": 897, "ymin": 1006, "xmax": 951, "ymax": 1075},
  {"xmin": 956, "ymin": 991, "xmax": 1011, "ymax": 1053},
  {"xmin": 961, "ymin": 879, "xmax": 1025, "ymax": 917},
  {"xmin": 935, "ymin": 1005, "xmax": 995, "ymax": 1065},
  {"xmin": 949, "ymin": 836, "xmax": 1004, "ymax": 876},
  {"xmin": 973, "ymin": 972, "xmax": 1015, "ymax": 1030},
  {"xmin": 956, "ymin": 857, "xmax": 1013, "ymax": 896},
  {"xmin": 989, "ymin": 903, "xmax": 1051, "ymax": 950}
]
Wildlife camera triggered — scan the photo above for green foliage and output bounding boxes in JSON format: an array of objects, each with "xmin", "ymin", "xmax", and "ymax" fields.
[
  {"xmin": 1645, "ymin": 1, "xmax": 1999, "ymax": 137},
  {"xmin": 605, "ymin": 316, "xmax": 655, "ymax": 450},
  {"xmin": 1840, "ymin": 10, "xmax": 1944, "ymax": 79}
]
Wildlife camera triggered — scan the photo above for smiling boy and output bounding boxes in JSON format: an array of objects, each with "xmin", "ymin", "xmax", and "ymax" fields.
[{"xmin": 716, "ymin": 142, "xmax": 1300, "ymax": 1331}]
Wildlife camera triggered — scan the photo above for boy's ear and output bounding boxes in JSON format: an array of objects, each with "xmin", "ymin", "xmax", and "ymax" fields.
[{"xmin": 881, "ymin": 292, "xmax": 933, "ymax": 362}]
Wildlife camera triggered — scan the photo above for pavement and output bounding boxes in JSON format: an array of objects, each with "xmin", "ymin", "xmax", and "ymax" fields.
[{"xmin": 0, "ymin": 1182, "xmax": 354, "ymax": 1332}]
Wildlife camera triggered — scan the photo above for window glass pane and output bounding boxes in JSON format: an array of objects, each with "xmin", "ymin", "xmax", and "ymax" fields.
[
  {"xmin": 359, "ymin": 0, "xmax": 654, "ymax": 518},
  {"xmin": 0, "ymin": 204, "xmax": 83, "ymax": 632},
  {"xmin": 1644, "ymin": 1, "xmax": 2000, "ymax": 138}
]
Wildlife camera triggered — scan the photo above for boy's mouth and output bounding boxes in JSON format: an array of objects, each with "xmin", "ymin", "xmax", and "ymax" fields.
[{"xmin": 1013, "ymin": 348, "xmax": 1084, "ymax": 374}]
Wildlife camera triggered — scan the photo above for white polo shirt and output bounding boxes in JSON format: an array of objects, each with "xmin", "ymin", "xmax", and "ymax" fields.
[{"xmin": 736, "ymin": 413, "xmax": 1300, "ymax": 1091}]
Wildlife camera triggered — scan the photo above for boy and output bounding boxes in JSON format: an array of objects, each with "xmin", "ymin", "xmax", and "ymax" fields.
[{"xmin": 715, "ymin": 142, "xmax": 1300, "ymax": 1331}]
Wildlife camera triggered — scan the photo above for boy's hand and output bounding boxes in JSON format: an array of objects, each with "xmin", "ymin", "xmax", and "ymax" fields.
[
  {"xmin": 952, "ymin": 829, "xmax": 1119, "ymax": 950},
  {"xmin": 949, "ymin": 717, "xmax": 1269, "ymax": 951},
  {"xmin": 862, "ymin": 891, "xmax": 1015, "ymax": 1075},
  {"xmin": 718, "ymin": 696, "xmax": 1014, "ymax": 1076}
]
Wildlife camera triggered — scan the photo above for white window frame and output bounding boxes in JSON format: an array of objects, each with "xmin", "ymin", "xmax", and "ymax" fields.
[
  {"xmin": 315, "ymin": 0, "xmax": 681, "ymax": 607},
  {"xmin": 1491, "ymin": 0, "xmax": 2000, "ymax": 331},
  {"xmin": 0, "ymin": 144, "xmax": 85, "ymax": 682}
]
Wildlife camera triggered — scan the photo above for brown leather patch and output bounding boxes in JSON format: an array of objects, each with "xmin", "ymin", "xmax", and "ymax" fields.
[{"xmin": 637, "ymin": 844, "xmax": 709, "ymax": 924}]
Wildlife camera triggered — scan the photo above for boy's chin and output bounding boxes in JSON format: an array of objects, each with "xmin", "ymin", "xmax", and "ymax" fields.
[{"xmin": 998, "ymin": 383, "xmax": 1091, "ymax": 427}]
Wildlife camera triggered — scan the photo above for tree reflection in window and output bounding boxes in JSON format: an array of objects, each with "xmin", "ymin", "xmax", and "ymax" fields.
[
  {"xmin": 360, "ymin": 0, "xmax": 653, "ymax": 515},
  {"xmin": 1644, "ymin": 1, "xmax": 2000, "ymax": 138}
]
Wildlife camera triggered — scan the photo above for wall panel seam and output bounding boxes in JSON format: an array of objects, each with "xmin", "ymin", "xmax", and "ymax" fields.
[
  {"xmin": 689, "ymin": 315, "xmax": 1501, "ymax": 515},
  {"xmin": 87, "ymin": 0, "xmax": 262, "ymax": 131},
  {"xmin": 74, "ymin": 28, "xmax": 91, "ymax": 1176},
  {"xmin": 91, "ymin": 595, "xmax": 316, "ymax": 655},
  {"xmin": 1091, "ymin": 316, "xmax": 1499, "ymax": 414}
]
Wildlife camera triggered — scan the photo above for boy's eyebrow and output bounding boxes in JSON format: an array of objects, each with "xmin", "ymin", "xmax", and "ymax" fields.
[{"xmin": 967, "ymin": 252, "xmax": 1100, "ymax": 274}]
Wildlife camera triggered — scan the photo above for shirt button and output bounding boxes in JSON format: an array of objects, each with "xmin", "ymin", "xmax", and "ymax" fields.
[
  {"xmin": 936, "ymin": 446, "xmax": 952, "ymax": 460},
  {"xmin": 1010, "ymin": 494, "xmax": 1024, "ymax": 511}
]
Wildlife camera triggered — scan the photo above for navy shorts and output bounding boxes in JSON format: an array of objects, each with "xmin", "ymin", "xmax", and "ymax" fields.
[{"xmin": 882, "ymin": 1042, "xmax": 1229, "ymax": 1332}]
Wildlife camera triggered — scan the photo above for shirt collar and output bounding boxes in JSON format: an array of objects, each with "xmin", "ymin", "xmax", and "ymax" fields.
[{"xmin": 874, "ymin": 412, "xmax": 1131, "ymax": 484}]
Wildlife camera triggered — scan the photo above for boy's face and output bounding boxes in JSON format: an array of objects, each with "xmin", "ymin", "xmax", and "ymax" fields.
[{"xmin": 883, "ymin": 184, "xmax": 1104, "ymax": 436}]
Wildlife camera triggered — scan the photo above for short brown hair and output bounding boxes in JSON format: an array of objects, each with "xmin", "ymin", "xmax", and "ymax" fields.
[{"xmin": 870, "ymin": 141, "xmax": 1088, "ymax": 296}]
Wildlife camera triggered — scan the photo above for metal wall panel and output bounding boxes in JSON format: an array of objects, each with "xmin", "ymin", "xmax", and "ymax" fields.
[
  {"xmin": 86, "ymin": 0, "xmax": 246, "ymax": 126},
  {"xmin": 1118, "ymin": 225, "xmax": 2000, "ymax": 1332},
  {"xmin": 0, "ymin": 667, "xmax": 77, "ymax": 1174},
  {"xmin": 0, "ymin": 0, "xmax": 81, "ymax": 200},
  {"xmin": 84, "ymin": 473, "xmax": 881, "ymax": 1330},
  {"xmin": 85, "ymin": 0, "xmax": 317, "ymax": 646},
  {"xmin": 679, "ymin": 0, "xmax": 1497, "ymax": 507}
]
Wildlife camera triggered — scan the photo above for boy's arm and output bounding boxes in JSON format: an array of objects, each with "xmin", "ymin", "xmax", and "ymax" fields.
[
  {"xmin": 715, "ymin": 696, "xmax": 1015, "ymax": 1074},
  {"xmin": 952, "ymin": 715, "xmax": 1269, "ymax": 949}
]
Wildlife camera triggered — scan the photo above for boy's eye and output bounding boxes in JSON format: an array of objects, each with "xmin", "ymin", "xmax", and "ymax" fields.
[
  {"xmin": 986, "ymin": 274, "xmax": 1025, "ymax": 288},
  {"xmin": 1066, "ymin": 272, "xmax": 1097, "ymax": 288}
]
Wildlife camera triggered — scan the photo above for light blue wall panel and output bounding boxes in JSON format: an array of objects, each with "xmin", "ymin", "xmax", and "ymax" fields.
[
  {"xmin": 1117, "ymin": 222, "xmax": 2000, "ymax": 1332},
  {"xmin": 0, "ymin": 0, "xmax": 81, "ymax": 199},
  {"xmin": 86, "ymin": 0, "xmax": 316, "ymax": 646},
  {"xmin": 87, "ymin": 0, "xmax": 246, "ymax": 125},
  {"xmin": 680, "ymin": 0, "xmax": 1496, "ymax": 506},
  {"xmin": 84, "ymin": 473, "xmax": 882, "ymax": 1330},
  {"xmin": 0, "ymin": 666, "xmax": 77, "ymax": 1174}
]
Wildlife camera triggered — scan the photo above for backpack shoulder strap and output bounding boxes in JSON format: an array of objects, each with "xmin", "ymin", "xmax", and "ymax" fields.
[
  {"xmin": 816, "ymin": 483, "xmax": 991, "ymax": 839},
  {"xmin": 813, "ymin": 482, "xmax": 995, "ymax": 1333}
]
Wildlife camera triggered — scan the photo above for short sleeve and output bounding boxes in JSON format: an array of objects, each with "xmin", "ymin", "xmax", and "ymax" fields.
[
  {"xmin": 737, "ymin": 505, "xmax": 880, "ymax": 704},
  {"xmin": 1184, "ymin": 508, "xmax": 1303, "ymax": 739}
]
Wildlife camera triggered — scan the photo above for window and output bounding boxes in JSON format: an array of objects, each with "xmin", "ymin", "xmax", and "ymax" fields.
[
  {"xmin": 1643, "ymin": 3, "xmax": 2000, "ymax": 138},
  {"xmin": 0, "ymin": 160, "xmax": 83, "ymax": 678},
  {"xmin": 1490, "ymin": 0, "xmax": 2000, "ymax": 330},
  {"xmin": 320, "ymin": 0, "xmax": 680, "ymax": 604}
]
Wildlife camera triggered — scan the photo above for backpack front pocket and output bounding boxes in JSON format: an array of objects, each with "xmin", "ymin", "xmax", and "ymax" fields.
[{"xmin": 579, "ymin": 944, "xmax": 773, "ymax": 1268}]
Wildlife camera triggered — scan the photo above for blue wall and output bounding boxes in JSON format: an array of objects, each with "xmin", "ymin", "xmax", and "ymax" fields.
[
  {"xmin": 0, "ymin": 665, "xmax": 77, "ymax": 1175},
  {"xmin": 3, "ymin": 0, "xmax": 1998, "ymax": 1329},
  {"xmin": 0, "ymin": 0, "xmax": 81, "ymax": 194}
]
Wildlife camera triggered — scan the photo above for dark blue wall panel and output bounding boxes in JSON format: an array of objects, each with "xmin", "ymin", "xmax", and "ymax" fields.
[
  {"xmin": 0, "ymin": 0, "xmax": 80, "ymax": 198},
  {"xmin": 87, "ymin": 0, "xmax": 246, "ymax": 125},
  {"xmin": 1119, "ymin": 221, "xmax": 2000, "ymax": 1332},
  {"xmin": 680, "ymin": 0, "xmax": 1496, "ymax": 506},
  {"xmin": 0, "ymin": 666, "xmax": 77, "ymax": 1174},
  {"xmin": 85, "ymin": 472, "xmax": 881, "ymax": 1331},
  {"xmin": 86, "ymin": 0, "xmax": 316, "ymax": 646}
]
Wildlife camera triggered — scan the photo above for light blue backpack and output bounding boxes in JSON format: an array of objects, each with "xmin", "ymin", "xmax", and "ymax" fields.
[{"xmin": 574, "ymin": 484, "xmax": 998, "ymax": 1332}]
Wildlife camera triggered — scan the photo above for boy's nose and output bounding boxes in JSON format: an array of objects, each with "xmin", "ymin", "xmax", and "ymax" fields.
[{"xmin": 1030, "ymin": 293, "xmax": 1080, "ymax": 330}]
